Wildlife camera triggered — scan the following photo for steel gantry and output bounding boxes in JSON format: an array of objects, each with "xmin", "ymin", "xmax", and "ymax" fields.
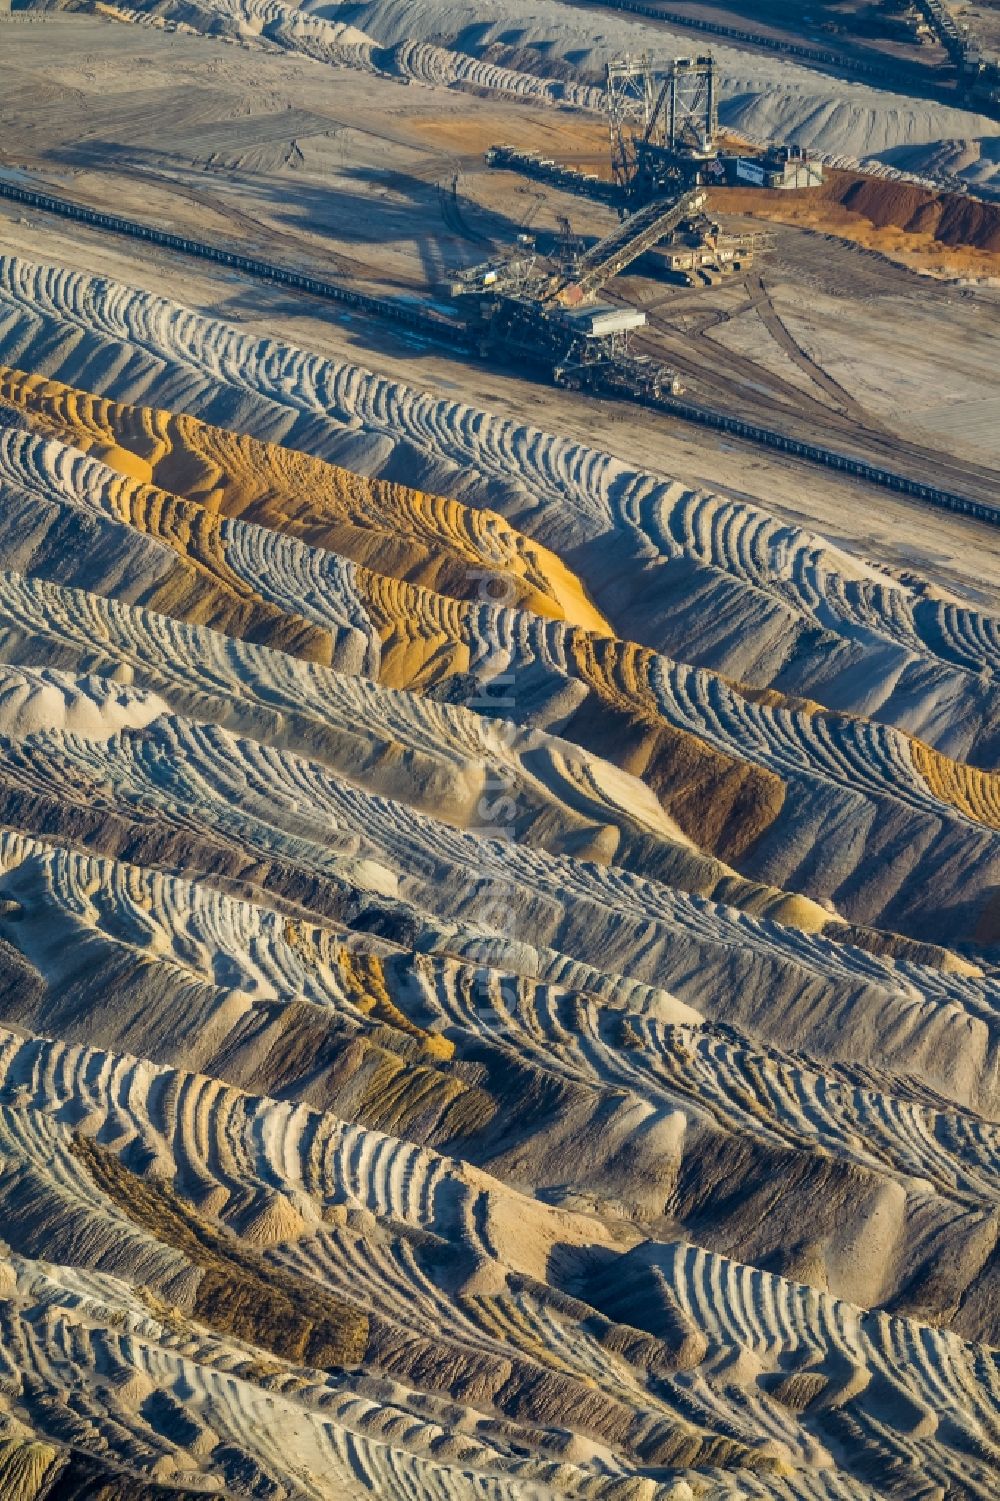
[{"xmin": 607, "ymin": 53, "xmax": 719, "ymax": 201}]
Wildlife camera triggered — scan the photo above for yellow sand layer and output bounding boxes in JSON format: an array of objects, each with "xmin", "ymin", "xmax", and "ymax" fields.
[
  {"xmin": 4, "ymin": 361, "xmax": 976, "ymax": 950},
  {"xmin": 0, "ymin": 364, "xmax": 611, "ymax": 635},
  {"xmin": 911, "ymin": 739, "xmax": 1000, "ymax": 832}
]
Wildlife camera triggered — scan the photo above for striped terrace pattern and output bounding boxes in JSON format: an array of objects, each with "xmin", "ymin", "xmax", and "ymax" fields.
[{"xmin": 0, "ymin": 251, "xmax": 994, "ymax": 1500}]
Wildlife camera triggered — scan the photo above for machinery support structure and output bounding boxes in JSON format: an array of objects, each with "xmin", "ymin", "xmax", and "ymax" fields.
[
  {"xmin": 606, "ymin": 54, "xmax": 655, "ymax": 193},
  {"xmin": 660, "ymin": 55, "xmax": 718, "ymax": 157}
]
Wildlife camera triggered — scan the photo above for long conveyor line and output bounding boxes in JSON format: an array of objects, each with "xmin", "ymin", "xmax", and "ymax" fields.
[{"xmin": 1, "ymin": 175, "xmax": 996, "ymax": 528}]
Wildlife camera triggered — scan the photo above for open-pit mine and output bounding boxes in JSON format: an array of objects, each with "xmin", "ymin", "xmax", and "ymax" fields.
[{"xmin": 0, "ymin": 2, "xmax": 998, "ymax": 1498}]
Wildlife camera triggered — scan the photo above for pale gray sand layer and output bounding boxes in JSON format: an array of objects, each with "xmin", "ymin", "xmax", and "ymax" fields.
[
  {"xmin": 298, "ymin": 0, "xmax": 1000, "ymax": 183},
  {"xmin": 0, "ymin": 275, "xmax": 997, "ymax": 1495},
  {"xmin": 0, "ymin": 13, "xmax": 996, "ymax": 1492},
  {"xmin": 21, "ymin": 0, "xmax": 1000, "ymax": 189}
]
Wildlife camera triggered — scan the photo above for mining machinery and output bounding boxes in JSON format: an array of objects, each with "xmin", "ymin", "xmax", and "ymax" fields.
[
  {"xmin": 447, "ymin": 184, "xmax": 696, "ymax": 396},
  {"xmin": 492, "ymin": 51, "xmax": 825, "ymax": 207},
  {"xmin": 879, "ymin": 1, "xmax": 936, "ymax": 45},
  {"xmin": 461, "ymin": 51, "xmax": 826, "ymax": 398},
  {"xmin": 553, "ymin": 214, "xmax": 585, "ymax": 276},
  {"xmin": 488, "ymin": 55, "xmax": 722, "ymax": 213},
  {"xmin": 651, "ymin": 218, "xmax": 775, "ymax": 285},
  {"xmin": 555, "ymin": 188, "xmax": 705, "ymax": 303},
  {"xmin": 909, "ymin": 0, "xmax": 1000, "ymax": 108},
  {"xmin": 450, "ymin": 188, "xmax": 703, "ymax": 313},
  {"xmin": 485, "ymin": 51, "xmax": 822, "ymax": 313},
  {"xmin": 464, "ymin": 293, "xmax": 682, "ymax": 397},
  {"xmin": 607, "ymin": 53, "xmax": 719, "ymax": 203},
  {"xmin": 603, "ymin": 53, "xmax": 825, "ymax": 202}
]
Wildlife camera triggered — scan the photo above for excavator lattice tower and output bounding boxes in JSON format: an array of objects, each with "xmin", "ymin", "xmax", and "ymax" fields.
[{"xmin": 607, "ymin": 54, "xmax": 719, "ymax": 201}]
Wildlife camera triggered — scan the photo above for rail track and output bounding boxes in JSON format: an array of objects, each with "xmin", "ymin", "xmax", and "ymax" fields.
[
  {"xmin": 0, "ymin": 176, "xmax": 468, "ymax": 342},
  {"xmin": 639, "ymin": 299, "xmax": 1000, "ymax": 508},
  {"xmin": 1, "ymin": 175, "xmax": 996, "ymax": 527},
  {"xmin": 571, "ymin": 0, "xmax": 963, "ymax": 97},
  {"xmin": 584, "ymin": 0, "xmax": 1000, "ymax": 117}
]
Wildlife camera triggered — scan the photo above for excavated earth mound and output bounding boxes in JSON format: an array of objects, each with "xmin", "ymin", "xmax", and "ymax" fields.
[
  {"xmin": 709, "ymin": 168, "xmax": 1000, "ymax": 275},
  {"xmin": 0, "ymin": 253, "xmax": 996, "ymax": 1500},
  {"xmin": 836, "ymin": 176, "xmax": 1000, "ymax": 252}
]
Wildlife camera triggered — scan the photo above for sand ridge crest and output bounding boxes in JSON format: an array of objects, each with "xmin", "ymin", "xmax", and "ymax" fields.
[{"xmin": 0, "ymin": 251, "xmax": 994, "ymax": 1497}]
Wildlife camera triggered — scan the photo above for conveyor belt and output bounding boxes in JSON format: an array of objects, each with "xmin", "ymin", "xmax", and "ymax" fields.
[
  {"xmin": 2, "ymin": 175, "xmax": 996, "ymax": 527},
  {"xmin": 560, "ymin": 188, "xmax": 703, "ymax": 300}
]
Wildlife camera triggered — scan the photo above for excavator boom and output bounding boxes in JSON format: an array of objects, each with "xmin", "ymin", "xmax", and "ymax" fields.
[{"xmin": 552, "ymin": 188, "xmax": 705, "ymax": 304}]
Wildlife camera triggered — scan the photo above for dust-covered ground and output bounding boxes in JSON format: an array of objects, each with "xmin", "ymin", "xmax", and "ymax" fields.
[{"xmin": 2, "ymin": 12, "xmax": 998, "ymax": 608}]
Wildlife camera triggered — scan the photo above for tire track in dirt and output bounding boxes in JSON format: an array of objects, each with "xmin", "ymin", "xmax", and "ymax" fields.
[{"xmin": 748, "ymin": 271, "xmax": 876, "ymax": 426}]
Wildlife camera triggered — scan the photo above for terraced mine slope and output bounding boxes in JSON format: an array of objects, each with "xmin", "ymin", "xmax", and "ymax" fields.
[{"xmin": 0, "ymin": 252, "xmax": 997, "ymax": 1500}]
